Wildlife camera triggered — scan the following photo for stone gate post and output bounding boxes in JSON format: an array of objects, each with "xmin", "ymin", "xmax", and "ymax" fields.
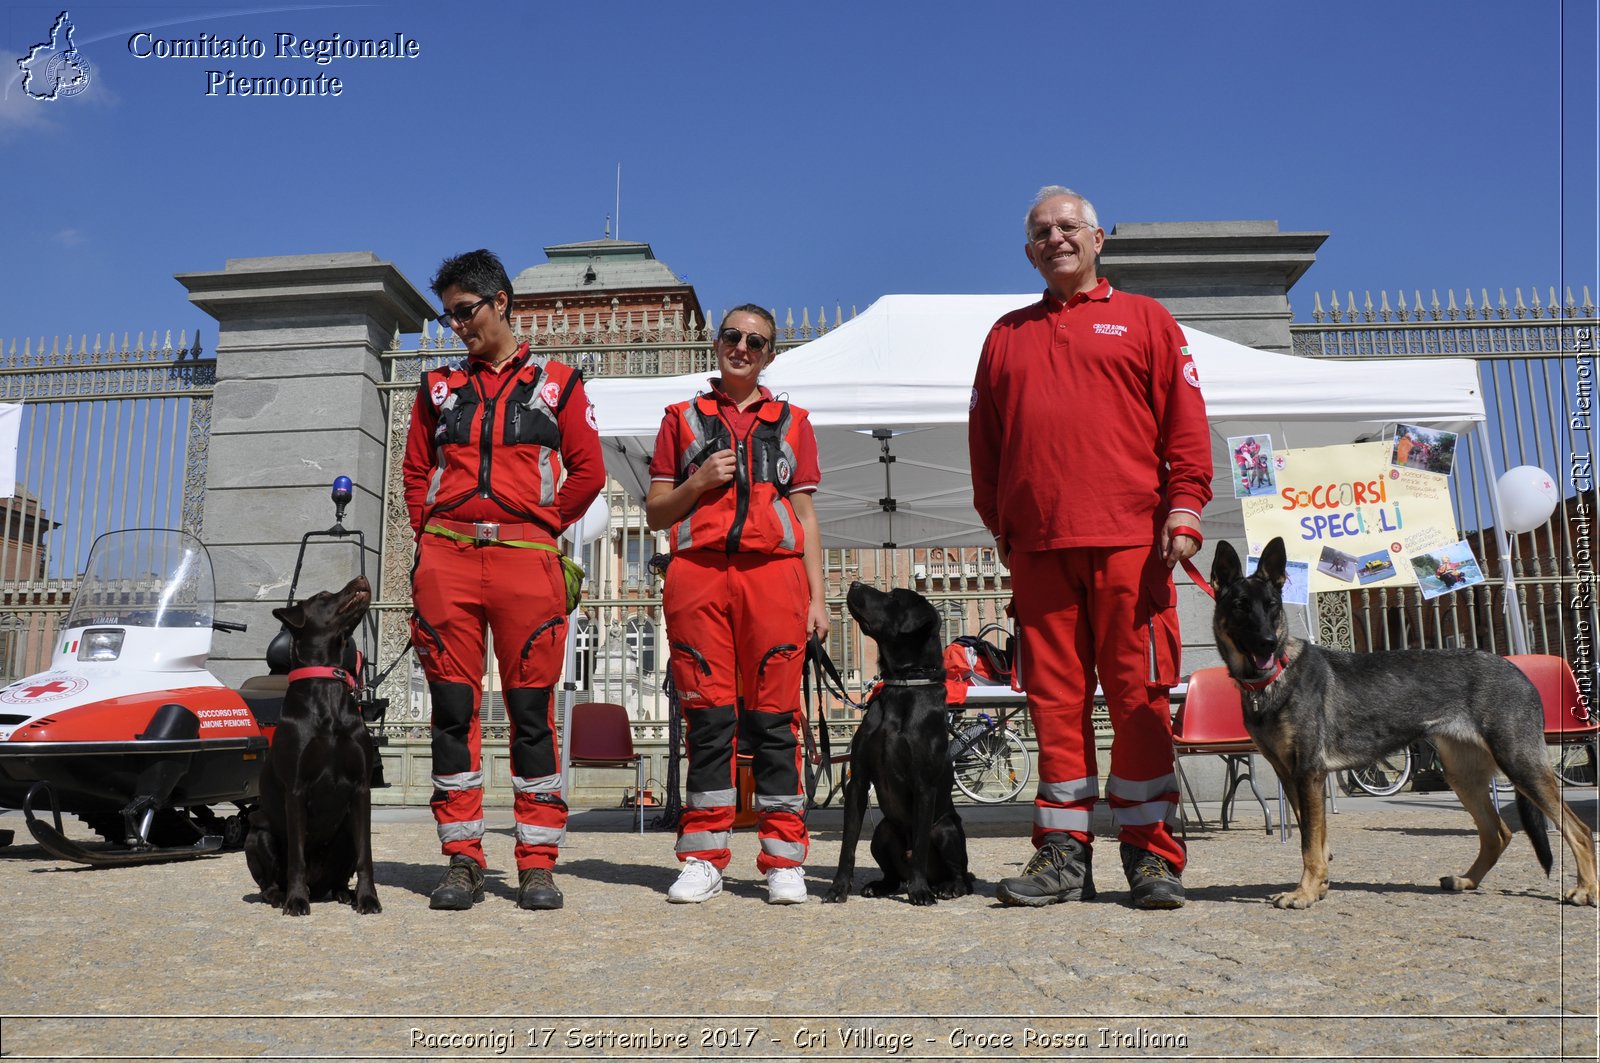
[{"xmin": 176, "ymin": 253, "xmax": 432, "ymax": 687}]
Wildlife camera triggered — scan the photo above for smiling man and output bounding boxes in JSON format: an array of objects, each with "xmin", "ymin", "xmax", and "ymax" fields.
[{"xmin": 968, "ymin": 187, "xmax": 1212, "ymax": 910}]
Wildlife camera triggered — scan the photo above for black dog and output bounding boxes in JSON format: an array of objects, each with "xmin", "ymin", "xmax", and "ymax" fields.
[
  {"xmin": 245, "ymin": 576, "xmax": 381, "ymax": 916},
  {"xmin": 823, "ymin": 582, "xmax": 973, "ymax": 905},
  {"xmin": 1211, "ymin": 537, "xmax": 1597, "ymax": 909}
]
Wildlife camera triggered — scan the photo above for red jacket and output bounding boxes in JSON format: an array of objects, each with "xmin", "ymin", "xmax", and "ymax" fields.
[
  {"xmin": 650, "ymin": 386, "xmax": 819, "ymax": 557},
  {"xmin": 401, "ymin": 345, "xmax": 605, "ymax": 537},
  {"xmin": 969, "ymin": 281, "xmax": 1212, "ymax": 551}
]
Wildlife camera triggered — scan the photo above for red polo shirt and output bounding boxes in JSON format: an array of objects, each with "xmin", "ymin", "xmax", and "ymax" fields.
[{"xmin": 968, "ymin": 280, "xmax": 1212, "ymax": 551}]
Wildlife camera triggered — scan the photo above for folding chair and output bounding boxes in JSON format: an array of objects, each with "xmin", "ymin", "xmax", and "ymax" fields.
[{"xmin": 1171, "ymin": 668, "xmax": 1278, "ymax": 835}]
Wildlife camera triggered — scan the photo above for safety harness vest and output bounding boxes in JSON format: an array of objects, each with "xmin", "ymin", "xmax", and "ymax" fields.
[
  {"xmin": 418, "ymin": 347, "xmax": 581, "ymax": 535},
  {"xmin": 667, "ymin": 393, "xmax": 807, "ymax": 557}
]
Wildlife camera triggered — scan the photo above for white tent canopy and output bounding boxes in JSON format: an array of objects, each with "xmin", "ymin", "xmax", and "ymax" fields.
[{"xmin": 586, "ymin": 294, "xmax": 1487, "ymax": 549}]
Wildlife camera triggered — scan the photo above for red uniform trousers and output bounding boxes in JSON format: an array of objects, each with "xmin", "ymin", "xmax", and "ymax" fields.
[
  {"xmin": 664, "ymin": 551, "xmax": 809, "ymax": 873},
  {"xmin": 1009, "ymin": 545, "xmax": 1186, "ymax": 870},
  {"xmin": 410, "ymin": 533, "xmax": 571, "ymax": 872}
]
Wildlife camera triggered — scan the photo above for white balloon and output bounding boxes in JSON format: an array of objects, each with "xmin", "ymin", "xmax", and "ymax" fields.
[
  {"xmin": 569, "ymin": 494, "xmax": 612, "ymax": 546},
  {"xmin": 1496, "ymin": 465, "xmax": 1560, "ymax": 533}
]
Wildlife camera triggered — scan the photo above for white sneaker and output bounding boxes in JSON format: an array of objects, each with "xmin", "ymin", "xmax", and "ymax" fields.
[
  {"xmin": 667, "ymin": 858, "xmax": 723, "ymax": 903},
  {"xmin": 766, "ymin": 866, "xmax": 808, "ymax": 905}
]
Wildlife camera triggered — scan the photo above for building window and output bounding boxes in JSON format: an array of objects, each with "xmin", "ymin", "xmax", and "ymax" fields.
[
  {"xmin": 624, "ymin": 536, "xmax": 648, "ymax": 585},
  {"xmin": 573, "ymin": 613, "xmax": 596, "ymax": 685},
  {"xmin": 625, "ymin": 614, "xmax": 657, "ymax": 675}
]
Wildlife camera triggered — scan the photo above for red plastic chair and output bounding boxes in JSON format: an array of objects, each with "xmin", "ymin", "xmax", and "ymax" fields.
[
  {"xmin": 1507, "ymin": 654, "xmax": 1598, "ymax": 767},
  {"xmin": 1171, "ymin": 668, "xmax": 1277, "ymax": 834},
  {"xmin": 568, "ymin": 702, "xmax": 647, "ymax": 833}
]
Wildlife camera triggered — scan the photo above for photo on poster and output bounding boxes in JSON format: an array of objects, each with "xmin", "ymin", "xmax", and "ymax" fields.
[
  {"xmin": 1391, "ymin": 423, "xmax": 1459, "ymax": 476},
  {"xmin": 1227, "ymin": 433, "xmax": 1277, "ymax": 498},
  {"xmin": 1409, "ymin": 540, "xmax": 1486, "ymax": 600},
  {"xmin": 1316, "ymin": 545, "xmax": 1361, "ymax": 583},
  {"xmin": 1247, "ymin": 554, "xmax": 1310, "ymax": 605},
  {"xmin": 1356, "ymin": 549, "xmax": 1398, "ymax": 585}
]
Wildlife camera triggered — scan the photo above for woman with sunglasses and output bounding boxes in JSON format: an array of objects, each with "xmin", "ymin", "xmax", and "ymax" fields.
[
  {"xmin": 401, "ymin": 249, "xmax": 604, "ymax": 913},
  {"xmin": 645, "ymin": 304, "xmax": 829, "ymax": 905}
]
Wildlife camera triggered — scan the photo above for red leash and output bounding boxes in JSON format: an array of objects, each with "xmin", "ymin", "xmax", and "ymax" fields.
[{"xmin": 1179, "ymin": 555, "xmax": 1215, "ymax": 599}]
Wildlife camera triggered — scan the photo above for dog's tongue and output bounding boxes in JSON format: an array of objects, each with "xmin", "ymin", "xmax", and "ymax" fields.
[{"xmin": 1252, "ymin": 652, "xmax": 1277, "ymax": 673}]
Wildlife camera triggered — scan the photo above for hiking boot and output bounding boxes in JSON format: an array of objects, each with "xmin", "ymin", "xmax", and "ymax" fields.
[
  {"xmin": 516, "ymin": 867, "xmax": 564, "ymax": 911},
  {"xmin": 1121, "ymin": 843, "xmax": 1185, "ymax": 909},
  {"xmin": 429, "ymin": 855, "xmax": 484, "ymax": 911},
  {"xmin": 996, "ymin": 835, "xmax": 1096, "ymax": 906},
  {"xmin": 765, "ymin": 866, "xmax": 808, "ymax": 905},
  {"xmin": 667, "ymin": 857, "xmax": 723, "ymax": 903}
]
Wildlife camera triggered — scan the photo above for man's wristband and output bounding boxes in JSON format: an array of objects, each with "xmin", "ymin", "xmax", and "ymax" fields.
[{"xmin": 1170, "ymin": 524, "xmax": 1203, "ymax": 545}]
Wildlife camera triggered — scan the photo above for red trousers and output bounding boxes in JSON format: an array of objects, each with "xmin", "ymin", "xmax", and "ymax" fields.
[
  {"xmin": 663, "ymin": 552, "xmax": 809, "ymax": 872},
  {"xmin": 1009, "ymin": 545, "xmax": 1186, "ymax": 869},
  {"xmin": 410, "ymin": 533, "xmax": 570, "ymax": 872}
]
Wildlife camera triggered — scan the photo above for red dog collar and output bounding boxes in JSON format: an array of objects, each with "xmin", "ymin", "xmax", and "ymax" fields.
[{"xmin": 286, "ymin": 666, "xmax": 359, "ymax": 694}]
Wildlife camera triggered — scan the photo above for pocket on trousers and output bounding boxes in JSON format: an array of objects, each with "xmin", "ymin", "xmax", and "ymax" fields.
[{"xmin": 1143, "ymin": 607, "xmax": 1181, "ymax": 689}]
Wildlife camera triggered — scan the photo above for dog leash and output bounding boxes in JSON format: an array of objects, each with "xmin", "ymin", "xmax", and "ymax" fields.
[{"xmin": 1179, "ymin": 555, "xmax": 1215, "ymax": 599}]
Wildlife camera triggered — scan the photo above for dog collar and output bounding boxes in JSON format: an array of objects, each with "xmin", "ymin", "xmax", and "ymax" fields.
[
  {"xmin": 864, "ymin": 673, "xmax": 947, "ymax": 704},
  {"xmin": 1234, "ymin": 653, "xmax": 1287, "ymax": 692},
  {"xmin": 286, "ymin": 666, "xmax": 359, "ymax": 694}
]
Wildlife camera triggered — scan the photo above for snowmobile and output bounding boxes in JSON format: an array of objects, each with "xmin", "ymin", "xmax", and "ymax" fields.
[{"xmin": 0, "ymin": 477, "xmax": 388, "ymax": 865}]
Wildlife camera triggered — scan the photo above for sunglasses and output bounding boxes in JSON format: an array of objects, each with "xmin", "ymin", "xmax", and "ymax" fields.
[
  {"xmin": 435, "ymin": 295, "xmax": 495, "ymax": 328},
  {"xmin": 717, "ymin": 327, "xmax": 773, "ymax": 353}
]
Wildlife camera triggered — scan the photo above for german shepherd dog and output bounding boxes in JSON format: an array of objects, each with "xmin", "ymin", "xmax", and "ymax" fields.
[
  {"xmin": 1211, "ymin": 537, "xmax": 1597, "ymax": 909},
  {"xmin": 823, "ymin": 582, "xmax": 974, "ymax": 905},
  {"xmin": 246, "ymin": 576, "xmax": 381, "ymax": 916}
]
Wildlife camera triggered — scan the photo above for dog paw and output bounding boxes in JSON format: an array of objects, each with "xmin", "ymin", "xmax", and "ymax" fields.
[
  {"xmin": 355, "ymin": 893, "xmax": 382, "ymax": 915},
  {"xmin": 1439, "ymin": 875, "xmax": 1477, "ymax": 893},
  {"xmin": 1269, "ymin": 890, "xmax": 1318, "ymax": 910},
  {"xmin": 821, "ymin": 885, "xmax": 849, "ymax": 904},
  {"xmin": 860, "ymin": 879, "xmax": 898, "ymax": 898},
  {"xmin": 1564, "ymin": 885, "xmax": 1597, "ymax": 907},
  {"xmin": 906, "ymin": 887, "xmax": 937, "ymax": 907},
  {"xmin": 933, "ymin": 879, "xmax": 971, "ymax": 899},
  {"xmin": 282, "ymin": 895, "xmax": 311, "ymax": 917}
]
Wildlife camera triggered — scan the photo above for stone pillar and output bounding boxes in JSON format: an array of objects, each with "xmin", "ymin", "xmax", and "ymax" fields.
[
  {"xmin": 1099, "ymin": 221, "xmax": 1327, "ymax": 354},
  {"xmin": 176, "ymin": 253, "xmax": 433, "ymax": 687}
]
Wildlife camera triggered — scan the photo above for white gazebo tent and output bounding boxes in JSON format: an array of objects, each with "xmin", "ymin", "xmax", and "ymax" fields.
[{"xmin": 586, "ymin": 293, "xmax": 1521, "ymax": 648}]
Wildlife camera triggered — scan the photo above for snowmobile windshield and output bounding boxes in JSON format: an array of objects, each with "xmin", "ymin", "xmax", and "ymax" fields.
[{"xmin": 64, "ymin": 530, "xmax": 216, "ymax": 630}]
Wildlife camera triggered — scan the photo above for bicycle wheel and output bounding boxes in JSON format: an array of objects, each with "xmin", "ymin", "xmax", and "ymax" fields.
[
  {"xmin": 953, "ymin": 728, "xmax": 1030, "ymax": 803},
  {"xmin": 1342, "ymin": 746, "xmax": 1413, "ymax": 797},
  {"xmin": 1551, "ymin": 740, "xmax": 1597, "ymax": 787}
]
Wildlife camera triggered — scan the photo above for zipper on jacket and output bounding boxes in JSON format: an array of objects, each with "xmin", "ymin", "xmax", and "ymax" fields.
[
  {"xmin": 726, "ymin": 437, "xmax": 750, "ymax": 552},
  {"xmin": 477, "ymin": 395, "xmax": 496, "ymax": 498}
]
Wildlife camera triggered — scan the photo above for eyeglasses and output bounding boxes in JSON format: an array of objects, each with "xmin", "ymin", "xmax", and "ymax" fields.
[
  {"xmin": 436, "ymin": 296, "xmax": 494, "ymax": 328},
  {"xmin": 1028, "ymin": 220, "xmax": 1095, "ymax": 244},
  {"xmin": 717, "ymin": 327, "xmax": 773, "ymax": 353}
]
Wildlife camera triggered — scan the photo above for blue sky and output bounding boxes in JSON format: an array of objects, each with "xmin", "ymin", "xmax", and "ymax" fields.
[{"xmin": 2, "ymin": 1, "xmax": 1595, "ymax": 346}]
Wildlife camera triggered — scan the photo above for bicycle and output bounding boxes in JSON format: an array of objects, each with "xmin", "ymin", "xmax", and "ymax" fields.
[
  {"xmin": 947, "ymin": 707, "xmax": 1030, "ymax": 803},
  {"xmin": 1551, "ymin": 737, "xmax": 1597, "ymax": 787}
]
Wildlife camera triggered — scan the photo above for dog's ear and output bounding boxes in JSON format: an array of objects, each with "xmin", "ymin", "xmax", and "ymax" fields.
[
  {"xmin": 1210, "ymin": 541, "xmax": 1243, "ymax": 588},
  {"xmin": 1259, "ymin": 537, "xmax": 1289, "ymax": 588},
  {"xmin": 272, "ymin": 603, "xmax": 306, "ymax": 630}
]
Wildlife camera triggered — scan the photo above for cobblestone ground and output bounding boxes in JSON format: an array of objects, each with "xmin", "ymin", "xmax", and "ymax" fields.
[{"xmin": 0, "ymin": 793, "xmax": 1595, "ymax": 1061}]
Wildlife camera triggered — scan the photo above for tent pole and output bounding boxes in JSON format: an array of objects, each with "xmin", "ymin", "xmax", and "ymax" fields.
[{"xmin": 1478, "ymin": 420, "xmax": 1527, "ymax": 656}]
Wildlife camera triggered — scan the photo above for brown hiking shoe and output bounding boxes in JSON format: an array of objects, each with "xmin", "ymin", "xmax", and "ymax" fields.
[
  {"xmin": 429, "ymin": 855, "xmax": 484, "ymax": 910},
  {"xmin": 516, "ymin": 867, "xmax": 564, "ymax": 910}
]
